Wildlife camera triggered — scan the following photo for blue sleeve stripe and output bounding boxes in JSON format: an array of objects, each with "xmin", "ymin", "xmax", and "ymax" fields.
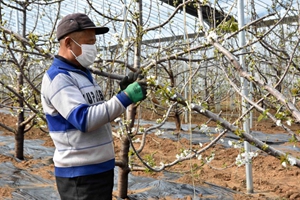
[
  {"xmin": 46, "ymin": 114, "xmax": 75, "ymax": 131},
  {"xmin": 67, "ymin": 104, "xmax": 89, "ymax": 132},
  {"xmin": 116, "ymin": 92, "xmax": 132, "ymax": 107}
]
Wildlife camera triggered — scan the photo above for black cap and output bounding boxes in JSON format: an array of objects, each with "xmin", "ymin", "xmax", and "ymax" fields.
[{"xmin": 56, "ymin": 13, "xmax": 109, "ymax": 41}]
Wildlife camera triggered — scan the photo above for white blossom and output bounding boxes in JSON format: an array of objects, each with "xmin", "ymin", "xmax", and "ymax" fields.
[
  {"xmin": 235, "ymin": 151, "xmax": 258, "ymax": 167},
  {"xmin": 199, "ymin": 124, "xmax": 209, "ymax": 133},
  {"xmin": 155, "ymin": 130, "xmax": 164, "ymax": 136},
  {"xmin": 131, "ymin": 127, "xmax": 136, "ymax": 133},
  {"xmin": 113, "ymin": 33, "xmax": 119, "ymax": 38},
  {"xmin": 132, "ymin": 138, "xmax": 141, "ymax": 143},
  {"xmin": 123, "ymin": 40, "xmax": 129, "ymax": 49},
  {"xmin": 197, "ymin": 154, "xmax": 202, "ymax": 160},
  {"xmin": 206, "ymin": 31, "xmax": 218, "ymax": 43},
  {"xmin": 190, "ymin": 103, "xmax": 196, "ymax": 109},
  {"xmin": 235, "ymin": 154, "xmax": 245, "ymax": 167},
  {"xmin": 205, "ymin": 153, "xmax": 215, "ymax": 163},
  {"xmin": 233, "ymin": 143, "xmax": 242, "ymax": 149},
  {"xmin": 156, "ymin": 118, "xmax": 162, "ymax": 123},
  {"xmin": 15, "ymin": 70, "xmax": 21, "ymax": 75},
  {"xmin": 276, "ymin": 120, "xmax": 282, "ymax": 126},
  {"xmin": 176, "ymin": 149, "xmax": 192, "ymax": 159},
  {"xmin": 146, "ymin": 75, "xmax": 156, "ymax": 80},
  {"xmin": 228, "ymin": 140, "xmax": 233, "ymax": 146},
  {"xmin": 288, "ymin": 157, "xmax": 297, "ymax": 166},
  {"xmin": 215, "ymin": 127, "xmax": 222, "ymax": 132},
  {"xmin": 286, "ymin": 119, "xmax": 292, "ymax": 126},
  {"xmin": 21, "ymin": 86, "xmax": 28, "ymax": 94},
  {"xmin": 171, "ymin": 94, "xmax": 178, "ymax": 99},
  {"xmin": 282, "ymin": 161, "xmax": 287, "ymax": 168}
]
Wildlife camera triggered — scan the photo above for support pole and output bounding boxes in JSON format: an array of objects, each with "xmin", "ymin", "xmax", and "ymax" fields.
[{"xmin": 238, "ymin": 0, "xmax": 253, "ymax": 194}]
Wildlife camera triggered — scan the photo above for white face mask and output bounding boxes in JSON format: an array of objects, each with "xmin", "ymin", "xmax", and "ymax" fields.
[{"xmin": 70, "ymin": 38, "xmax": 97, "ymax": 68}]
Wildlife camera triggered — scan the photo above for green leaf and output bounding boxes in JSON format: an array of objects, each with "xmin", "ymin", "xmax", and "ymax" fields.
[{"xmin": 257, "ymin": 109, "xmax": 269, "ymax": 122}]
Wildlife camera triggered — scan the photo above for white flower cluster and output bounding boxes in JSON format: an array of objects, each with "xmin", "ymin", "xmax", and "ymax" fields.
[
  {"xmin": 154, "ymin": 129, "xmax": 164, "ymax": 136},
  {"xmin": 199, "ymin": 124, "xmax": 209, "ymax": 133},
  {"xmin": 215, "ymin": 126, "xmax": 224, "ymax": 132},
  {"xmin": 146, "ymin": 75, "xmax": 157, "ymax": 85},
  {"xmin": 132, "ymin": 138, "xmax": 141, "ymax": 143},
  {"xmin": 156, "ymin": 118, "xmax": 162, "ymax": 124},
  {"xmin": 190, "ymin": 103, "xmax": 196, "ymax": 110},
  {"xmin": 113, "ymin": 33, "xmax": 119, "ymax": 39},
  {"xmin": 228, "ymin": 140, "xmax": 242, "ymax": 149},
  {"xmin": 131, "ymin": 127, "xmax": 136, "ymax": 133},
  {"xmin": 205, "ymin": 153, "xmax": 215, "ymax": 163},
  {"xmin": 206, "ymin": 31, "xmax": 218, "ymax": 43},
  {"xmin": 199, "ymin": 142, "xmax": 203, "ymax": 147},
  {"xmin": 171, "ymin": 93, "xmax": 177, "ymax": 99},
  {"xmin": 123, "ymin": 40, "xmax": 129, "ymax": 50},
  {"xmin": 159, "ymin": 162, "xmax": 165, "ymax": 167},
  {"xmin": 228, "ymin": 140, "xmax": 258, "ymax": 167},
  {"xmin": 282, "ymin": 157, "xmax": 297, "ymax": 167},
  {"xmin": 235, "ymin": 152, "xmax": 258, "ymax": 167},
  {"xmin": 276, "ymin": 120, "xmax": 282, "ymax": 126},
  {"xmin": 196, "ymin": 154, "xmax": 202, "ymax": 160},
  {"xmin": 21, "ymin": 86, "xmax": 29, "ymax": 95},
  {"xmin": 116, "ymin": 129, "xmax": 124, "ymax": 136},
  {"xmin": 176, "ymin": 149, "xmax": 192, "ymax": 160}
]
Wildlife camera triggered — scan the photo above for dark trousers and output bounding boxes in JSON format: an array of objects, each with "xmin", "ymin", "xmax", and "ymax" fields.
[{"xmin": 55, "ymin": 169, "xmax": 114, "ymax": 200}]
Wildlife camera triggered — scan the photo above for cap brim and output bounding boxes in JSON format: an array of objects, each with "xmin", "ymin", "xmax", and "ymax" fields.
[{"xmin": 91, "ymin": 27, "xmax": 109, "ymax": 35}]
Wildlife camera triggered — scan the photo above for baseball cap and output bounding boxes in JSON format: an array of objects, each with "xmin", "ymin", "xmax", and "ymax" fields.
[{"xmin": 56, "ymin": 13, "xmax": 109, "ymax": 41}]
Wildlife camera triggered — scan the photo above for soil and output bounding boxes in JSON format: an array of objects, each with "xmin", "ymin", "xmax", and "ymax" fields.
[{"xmin": 1, "ymin": 110, "xmax": 300, "ymax": 200}]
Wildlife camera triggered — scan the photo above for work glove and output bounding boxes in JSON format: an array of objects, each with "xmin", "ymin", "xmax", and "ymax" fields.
[
  {"xmin": 124, "ymin": 82, "xmax": 147, "ymax": 103},
  {"xmin": 119, "ymin": 71, "xmax": 144, "ymax": 91}
]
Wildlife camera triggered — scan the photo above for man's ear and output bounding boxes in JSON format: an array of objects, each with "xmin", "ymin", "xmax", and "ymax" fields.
[{"xmin": 63, "ymin": 37, "xmax": 72, "ymax": 48}]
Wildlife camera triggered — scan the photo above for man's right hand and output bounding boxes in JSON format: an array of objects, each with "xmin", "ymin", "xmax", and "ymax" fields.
[{"xmin": 119, "ymin": 71, "xmax": 144, "ymax": 91}]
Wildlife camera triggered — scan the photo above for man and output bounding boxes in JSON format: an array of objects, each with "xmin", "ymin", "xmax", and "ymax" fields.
[{"xmin": 41, "ymin": 13, "xmax": 146, "ymax": 200}]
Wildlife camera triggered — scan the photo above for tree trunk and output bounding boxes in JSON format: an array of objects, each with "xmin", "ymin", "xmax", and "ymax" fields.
[
  {"xmin": 117, "ymin": 0, "xmax": 143, "ymax": 198},
  {"xmin": 15, "ymin": 71, "xmax": 25, "ymax": 160},
  {"xmin": 174, "ymin": 107, "xmax": 181, "ymax": 133},
  {"xmin": 117, "ymin": 104, "xmax": 138, "ymax": 198},
  {"xmin": 15, "ymin": 123, "xmax": 25, "ymax": 160},
  {"xmin": 117, "ymin": 135, "xmax": 131, "ymax": 198}
]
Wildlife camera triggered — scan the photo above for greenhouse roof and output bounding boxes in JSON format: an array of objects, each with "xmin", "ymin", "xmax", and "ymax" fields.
[{"xmin": 1, "ymin": 0, "xmax": 299, "ymax": 48}]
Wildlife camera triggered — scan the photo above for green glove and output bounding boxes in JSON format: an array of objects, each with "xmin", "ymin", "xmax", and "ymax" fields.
[{"xmin": 124, "ymin": 82, "xmax": 147, "ymax": 103}]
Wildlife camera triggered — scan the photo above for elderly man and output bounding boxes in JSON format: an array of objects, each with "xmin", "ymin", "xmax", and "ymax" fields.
[{"xmin": 41, "ymin": 13, "xmax": 146, "ymax": 200}]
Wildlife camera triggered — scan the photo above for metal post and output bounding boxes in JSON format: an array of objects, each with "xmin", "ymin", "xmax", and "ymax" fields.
[
  {"xmin": 238, "ymin": 0, "xmax": 253, "ymax": 193},
  {"xmin": 183, "ymin": 33, "xmax": 188, "ymax": 123},
  {"xmin": 123, "ymin": 0, "xmax": 131, "ymax": 118},
  {"xmin": 124, "ymin": 0, "xmax": 130, "ymax": 76}
]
